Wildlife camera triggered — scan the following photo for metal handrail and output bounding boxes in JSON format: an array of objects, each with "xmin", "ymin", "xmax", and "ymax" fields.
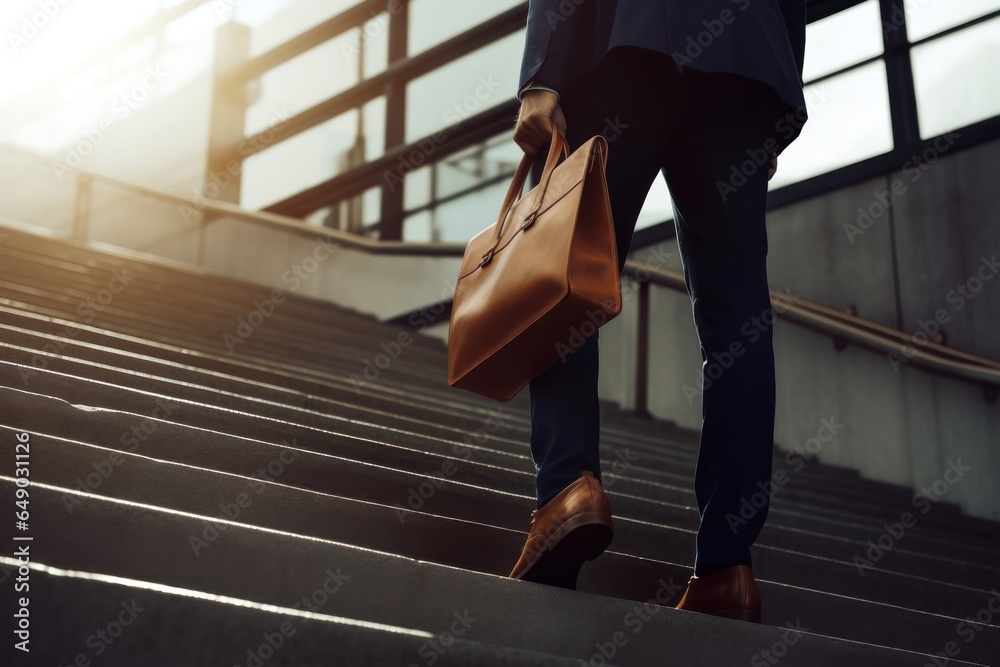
[
  {"xmin": 630, "ymin": 261, "xmax": 1000, "ymax": 390},
  {"xmin": 786, "ymin": 295, "xmax": 1000, "ymax": 371},
  {"xmin": 633, "ymin": 260, "xmax": 1000, "ymax": 373}
]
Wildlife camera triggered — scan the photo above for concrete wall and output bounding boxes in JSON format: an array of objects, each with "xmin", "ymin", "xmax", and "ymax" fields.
[
  {"xmin": 767, "ymin": 137, "xmax": 999, "ymax": 521},
  {"xmin": 200, "ymin": 217, "xmax": 463, "ymax": 322},
  {"xmin": 0, "ymin": 154, "xmax": 76, "ymax": 235}
]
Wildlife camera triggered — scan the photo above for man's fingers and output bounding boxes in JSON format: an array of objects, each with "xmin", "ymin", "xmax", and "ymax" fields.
[
  {"xmin": 514, "ymin": 115, "xmax": 551, "ymax": 154},
  {"xmin": 514, "ymin": 98, "xmax": 565, "ymax": 155},
  {"xmin": 514, "ymin": 130, "xmax": 545, "ymax": 155}
]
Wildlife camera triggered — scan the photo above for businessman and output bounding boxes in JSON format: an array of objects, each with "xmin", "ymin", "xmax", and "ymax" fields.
[{"xmin": 506, "ymin": 0, "xmax": 808, "ymax": 622}]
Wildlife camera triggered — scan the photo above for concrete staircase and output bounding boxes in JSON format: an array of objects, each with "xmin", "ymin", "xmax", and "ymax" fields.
[{"xmin": 1, "ymin": 225, "xmax": 997, "ymax": 666}]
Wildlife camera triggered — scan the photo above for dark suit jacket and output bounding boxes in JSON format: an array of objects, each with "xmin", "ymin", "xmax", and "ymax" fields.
[{"xmin": 518, "ymin": 0, "xmax": 807, "ymax": 148}]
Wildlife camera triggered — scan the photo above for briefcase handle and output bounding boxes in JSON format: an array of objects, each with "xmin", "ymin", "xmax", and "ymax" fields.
[{"xmin": 482, "ymin": 124, "xmax": 570, "ymax": 264}]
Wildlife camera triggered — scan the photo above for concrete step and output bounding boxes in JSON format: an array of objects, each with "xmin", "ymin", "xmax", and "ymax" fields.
[
  {"xmin": 3, "ymin": 223, "xmax": 999, "ymax": 666},
  {"xmin": 0, "ymin": 288, "xmax": 989, "ymax": 542},
  {"xmin": 1, "ymin": 376, "xmax": 979, "ymax": 566},
  {"xmin": 11, "ymin": 565, "xmax": 582, "ymax": 667},
  {"xmin": 2, "ymin": 480, "xmax": 989, "ymax": 667},
  {"xmin": 7, "ymin": 423, "xmax": 998, "ymax": 628},
  {"xmin": 5, "ymin": 428, "xmax": 999, "ymax": 663},
  {"xmin": 0, "ymin": 230, "xmax": 442, "ymax": 345},
  {"xmin": 0, "ymin": 305, "xmax": 933, "ymax": 514},
  {"xmin": 2, "ymin": 344, "xmax": 995, "ymax": 555}
]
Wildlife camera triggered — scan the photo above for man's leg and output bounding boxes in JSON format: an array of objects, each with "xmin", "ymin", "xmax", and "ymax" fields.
[
  {"xmin": 660, "ymin": 73, "xmax": 777, "ymax": 576},
  {"xmin": 527, "ymin": 48, "xmax": 666, "ymax": 508}
]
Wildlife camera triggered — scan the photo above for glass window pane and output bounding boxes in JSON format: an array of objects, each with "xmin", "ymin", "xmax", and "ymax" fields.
[
  {"xmin": 401, "ymin": 136, "xmax": 521, "ymax": 242},
  {"xmin": 416, "ymin": 179, "xmax": 508, "ymax": 243},
  {"xmin": 241, "ymin": 110, "xmax": 359, "ymax": 210},
  {"xmin": 911, "ymin": 16, "xmax": 1000, "ymax": 138},
  {"xmin": 904, "ymin": 0, "xmax": 1000, "ymax": 42},
  {"xmin": 769, "ymin": 61, "xmax": 894, "ymax": 187},
  {"xmin": 362, "ymin": 95, "xmax": 386, "ymax": 160},
  {"xmin": 435, "ymin": 138, "xmax": 519, "ymax": 200},
  {"xmin": 362, "ymin": 13, "xmax": 389, "ymax": 78},
  {"xmin": 403, "ymin": 211, "xmax": 434, "ymax": 242},
  {"xmin": 405, "ymin": 32, "xmax": 523, "ymax": 142},
  {"xmin": 408, "ymin": 0, "xmax": 523, "ymax": 55},
  {"xmin": 635, "ymin": 174, "xmax": 674, "ymax": 230},
  {"xmin": 803, "ymin": 0, "xmax": 884, "ymax": 82},
  {"xmin": 361, "ymin": 186, "xmax": 381, "ymax": 227},
  {"xmin": 248, "ymin": 0, "xmax": 365, "ymax": 56},
  {"xmin": 403, "ymin": 166, "xmax": 432, "ymax": 210},
  {"xmin": 245, "ymin": 34, "xmax": 361, "ymax": 135}
]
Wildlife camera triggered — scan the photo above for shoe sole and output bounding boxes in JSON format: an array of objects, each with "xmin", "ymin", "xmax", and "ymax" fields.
[{"xmin": 514, "ymin": 512, "xmax": 613, "ymax": 590}]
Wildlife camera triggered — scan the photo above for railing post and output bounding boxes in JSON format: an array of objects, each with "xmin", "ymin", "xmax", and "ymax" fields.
[
  {"xmin": 72, "ymin": 174, "xmax": 92, "ymax": 242},
  {"xmin": 379, "ymin": 0, "xmax": 409, "ymax": 240},
  {"xmin": 203, "ymin": 21, "xmax": 251, "ymax": 263},
  {"xmin": 879, "ymin": 0, "xmax": 920, "ymax": 146},
  {"xmin": 635, "ymin": 279, "xmax": 650, "ymax": 417}
]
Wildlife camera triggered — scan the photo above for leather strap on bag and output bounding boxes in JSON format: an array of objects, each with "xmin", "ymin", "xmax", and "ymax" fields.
[{"xmin": 481, "ymin": 125, "xmax": 570, "ymax": 266}]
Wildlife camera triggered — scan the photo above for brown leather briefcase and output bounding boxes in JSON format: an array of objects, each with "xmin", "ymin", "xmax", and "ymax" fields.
[{"xmin": 447, "ymin": 124, "xmax": 621, "ymax": 402}]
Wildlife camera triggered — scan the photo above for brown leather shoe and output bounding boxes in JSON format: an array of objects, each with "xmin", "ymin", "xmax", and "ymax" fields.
[
  {"xmin": 675, "ymin": 565, "xmax": 762, "ymax": 623},
  {"xmin": 508, "ymin": 471, "xmax": 613, "ymax": 589}
]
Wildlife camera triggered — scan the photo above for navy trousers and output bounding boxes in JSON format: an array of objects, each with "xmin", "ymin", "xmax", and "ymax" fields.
[{"xmin": 527, "ymin": 46, "xmax": 782, "ymax": 576}]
